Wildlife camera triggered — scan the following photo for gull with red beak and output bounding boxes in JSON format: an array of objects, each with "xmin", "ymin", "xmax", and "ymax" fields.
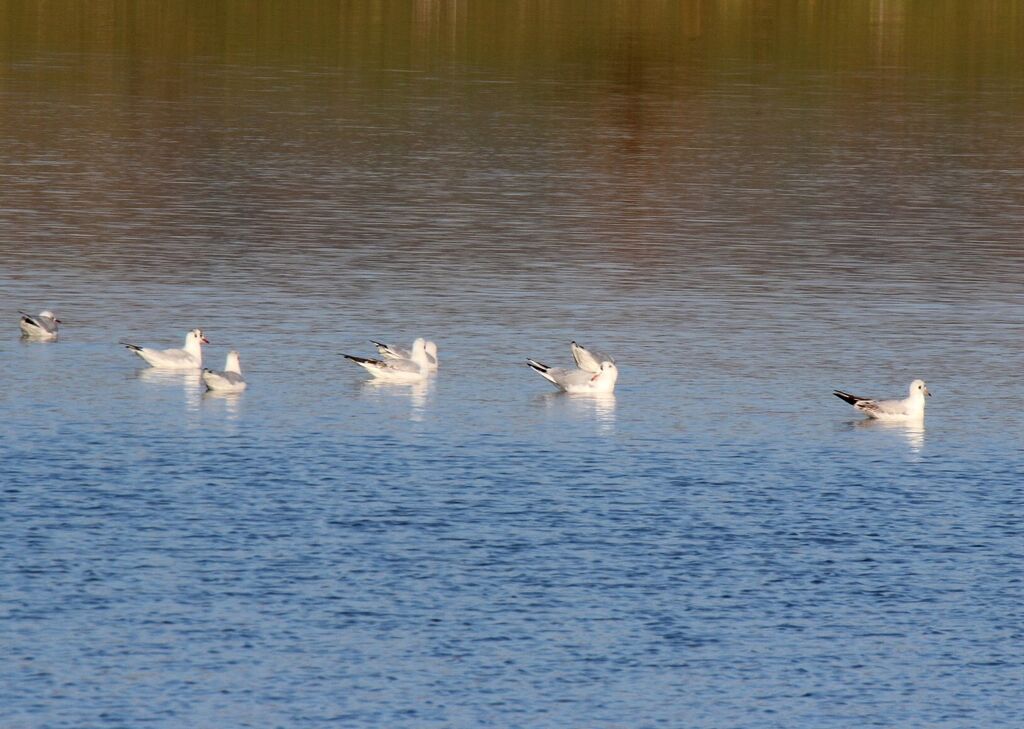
[
  {"xmin": 124, "ymin": 328, "xmax": 209, "ymax": 369},
  {"xmin": 19, "ymin": 310, "xmax": 61, "ymax": 340}
]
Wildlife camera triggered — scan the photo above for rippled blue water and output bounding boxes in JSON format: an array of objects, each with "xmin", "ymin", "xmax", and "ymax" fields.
[{"xmin": 3, "ymin": 18, "xmax": 1023, "ymax": 729}]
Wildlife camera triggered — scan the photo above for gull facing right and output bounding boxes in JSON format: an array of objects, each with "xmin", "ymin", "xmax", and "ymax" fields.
[
  {"xmin": 527, "ymin": 341, "xmax": 619, "ymax": 394},
  {"xmin": 833, "ymin": 379, "xmax": 931, "ymax": 421},
  {"xmin": 124, "ymin": 328, "xmax": 209, "ymax": 369},
  {"xmin": 344, "ymin": 337, "xmax": 431, "ymax": 382},
  {"xmin": 19, "ymin": 310, "xmax": 61, "ymax": 340},
  {"xmin": 372, "ymin": 339, "xmax": 439, "ymax": 372}
]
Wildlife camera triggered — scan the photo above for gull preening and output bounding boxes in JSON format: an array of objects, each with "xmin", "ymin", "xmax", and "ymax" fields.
[
  {"xmin": 124, "ymin": 328, "xmax": 209, "ymax": 369},
  {"xmin": 833, "ymin": 379, "xmax": 931, "ymax": 421},
  {"xmin": 19, "ymin": 310, "xmax": 61, "ymax": 340},
  {"xmin": 527, "ymin": 341, "xmax": 619, "ymax": 394},
  {"xmin": 203, "ymin": 350, "xmax": 247, "ymax": 392},
  {"xmin": 344, "ymin": 337, "xmax": 431, "ymax": 382},
  {"xmin": 372, "ymin": 339, "xmax": 438, "ymax": 372}
]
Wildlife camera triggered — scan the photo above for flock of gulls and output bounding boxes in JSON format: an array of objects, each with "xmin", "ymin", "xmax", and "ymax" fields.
[{"xmin": 18, "ymin": 310, "xmax": 932, "ymax": 421}]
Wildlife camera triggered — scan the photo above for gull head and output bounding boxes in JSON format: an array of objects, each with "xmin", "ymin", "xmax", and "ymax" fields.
[
  {"xmin": 39, "ymin": 310, "xmax": 61, "ymax": 323},
  {"xmin": 597, "ymin": 360, "xmax": 619, "ymax": 385},
  {"xmin": 188, "ymin": 328, "xmax": 210, "ymax": 345},
  {"xmin": 410, "ymin": 338, "xmax": 429, "ymax": 366},
  {"xmin": 910, "ymin": 379, "xmax": 930, "ymax": 398},
  {"xmin": 425, "ymin": 340, "xmax": 438, "ymax": 359},
  {"xmin": 226, "ymin": 350, "xmax": 242, "ymax": 374}
]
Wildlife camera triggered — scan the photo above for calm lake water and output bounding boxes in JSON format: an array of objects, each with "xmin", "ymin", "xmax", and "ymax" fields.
[{"xmin": 2, "ymin": 3, "xmax": 1022, "ymax": 727}]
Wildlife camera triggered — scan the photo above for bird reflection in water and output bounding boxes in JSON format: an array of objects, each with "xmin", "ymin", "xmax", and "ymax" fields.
[
  {"xmin": 138, "ymin": 368, "xmax": 203, "ymax": 413},
  {"xmin": 202, "ymin": 389, "xmax": 244, "ymax": 419},
  {"xmin": 540, "ymin": 391, "xmax": 617, "ymax": 434},
  {"xmin": 855, "ymin": 418, "xmax": 925, "ymax": 454},
  {"xmin": 362, "ymin": 379, "xmax": 431, "ymax": 421}
]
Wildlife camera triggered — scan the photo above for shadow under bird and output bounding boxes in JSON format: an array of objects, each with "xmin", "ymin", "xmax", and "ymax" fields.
[
  {"xmin": 202, "ymin": 350, "xmax": 246, "ymax": 392},
  {"xmin": 527, "ymin": 341, "xmax": 619, "ymax": 394},
  {"xmin": 19, "ymin": 310, "xmax": 61, "ymax": 340},
  {"xmin": 833, "ymin": 379, "xmax": 931, "ymax": 421},
  {"xmin": 343, "ymin": 337, "xmax": 432, "ymax": 382},
  {"xmin": 123, "ymin": 328, "xmax": 209, "ymax": 369}
]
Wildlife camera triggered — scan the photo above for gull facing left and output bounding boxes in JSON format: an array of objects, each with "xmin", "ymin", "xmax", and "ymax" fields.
[
  {"xmin": 833, "ymin": 379, "xmax": 931, "ymax": 421},
  {"xmin": 124, "ymin": 328, "xmax": 209, "ymax": 369}
]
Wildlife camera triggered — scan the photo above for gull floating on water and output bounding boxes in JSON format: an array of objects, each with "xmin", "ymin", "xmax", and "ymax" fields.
[
  {"xmin": 124, "ymin": 328, "xmax": 209, "ymax": 369},
  {"xmin": 202, "ymin": 350, "xmax": 247, "ymax": 392},
  {"xmin": 527, "ymin": 342, "xmax": 619, "ymax": 394},
  {"xmin": 344, "ymin": 337, "xmax": 431, "ymax": 382},
  {"xmin": 833, "ymin": 379, "xmax": 931, "ymax": 421},
  {"xmin": 372, "ymin": 339, "xmax": 438, "ymax": 372},
  {"xmin": 19, "ymin": 310, "xmax": 61, "ymax": 340}
]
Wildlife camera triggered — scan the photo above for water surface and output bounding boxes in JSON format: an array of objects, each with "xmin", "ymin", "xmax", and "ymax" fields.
[{"xmin": 2, "ymin": 3, "xmax": 1022, "ymax": 727}]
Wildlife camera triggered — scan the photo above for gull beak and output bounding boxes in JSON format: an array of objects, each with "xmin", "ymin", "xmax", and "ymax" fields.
[
  {"xmin": 925, "ymin": 387, "xmax": 931, "ymax": 397},
  {"xmin": 55, "ymin": 319, "xmax": 62, "ymax": 324},
  {"xmin": 201, "ymin": 337, "xmax": 210, "ymax": 344}
]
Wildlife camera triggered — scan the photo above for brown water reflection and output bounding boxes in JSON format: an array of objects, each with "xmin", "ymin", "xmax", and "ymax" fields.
[{"xmin": 0, "ymin": 2, "xmax": 1021, "ymax": 333}]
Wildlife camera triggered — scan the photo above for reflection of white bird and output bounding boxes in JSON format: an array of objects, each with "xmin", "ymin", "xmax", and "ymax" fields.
[
  {"xmin": 833, "ymin": 379, "xmax": 931, "ymax": 421},
  {"xmin": 372, "ymin": 339, "xmax": 438, "ymax": 372},
  {"xmin": 570, "ymin": 341, "xmax": 614, "ymax": 373},
  {"xmin": 344, "ymin": 338, "xmax": 431, "ymax": 382},
  {"xmin": 124, "ymin": 329, "xmax": 209, "ymax": 369},
  {"xmin": 19, "ymin": 310, "xmax": 61, "ymax": 340},
  {"xmin": 203, "ymin": 351, "xmax": 247, "ymax": 392},
  {"xmin": 527, "ymin": 349, "xmax": 619, "ymax": 394}
]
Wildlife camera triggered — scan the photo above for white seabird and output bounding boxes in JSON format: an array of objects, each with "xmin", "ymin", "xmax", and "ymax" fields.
[
  {"xmin": 19, "ymin": 310, "xmax": 61, "ymax": 340},
  {"xmin": 202, "ymin": 350, "xmax": 247, "ymax": 392},
  {"xmin": 344, "ymin": 337, "xmax": 431, "ymax": 382},
  {"xmin": 124, "ymin": 328, "xmax": 209, "ymax": 369},
  {"xmin": 833, "ymin": 379, "xmax": 931, "ymax": 421}
]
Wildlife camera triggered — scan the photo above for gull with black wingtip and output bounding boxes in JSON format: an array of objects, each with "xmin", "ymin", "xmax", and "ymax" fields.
[
  {"xmin": 124, "ymin": 328, "xmax": 210, "ymax": 370},
  {"xmin": 833, "ymin": 379, "xmax": 931, "ymax": 421}
]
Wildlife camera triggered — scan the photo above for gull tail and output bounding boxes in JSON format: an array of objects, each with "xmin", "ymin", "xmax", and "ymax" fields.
[
  {"xmin": 527, "ymin": 359, "xmax": 557, "ymax": 385},
  {"xmin": 833, "ymin": 390, "xmax": 860, "ymax": 406},
  {"xmin": 123, "ymin": 343, "xmax": 143, "ymax": 353}
]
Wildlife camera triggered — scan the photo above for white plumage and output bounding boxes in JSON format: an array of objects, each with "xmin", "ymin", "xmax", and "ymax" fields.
[
  {"xmin": 203, "ymin": 351, "xmax": 247, "ymax": 392},
  {"xmin": 833, "ymin": 379, "xmax": 931, "ymax": 421},
  {"xmin": 124, "ymin": 328, "xmax": 209, "ymax": 369}
]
